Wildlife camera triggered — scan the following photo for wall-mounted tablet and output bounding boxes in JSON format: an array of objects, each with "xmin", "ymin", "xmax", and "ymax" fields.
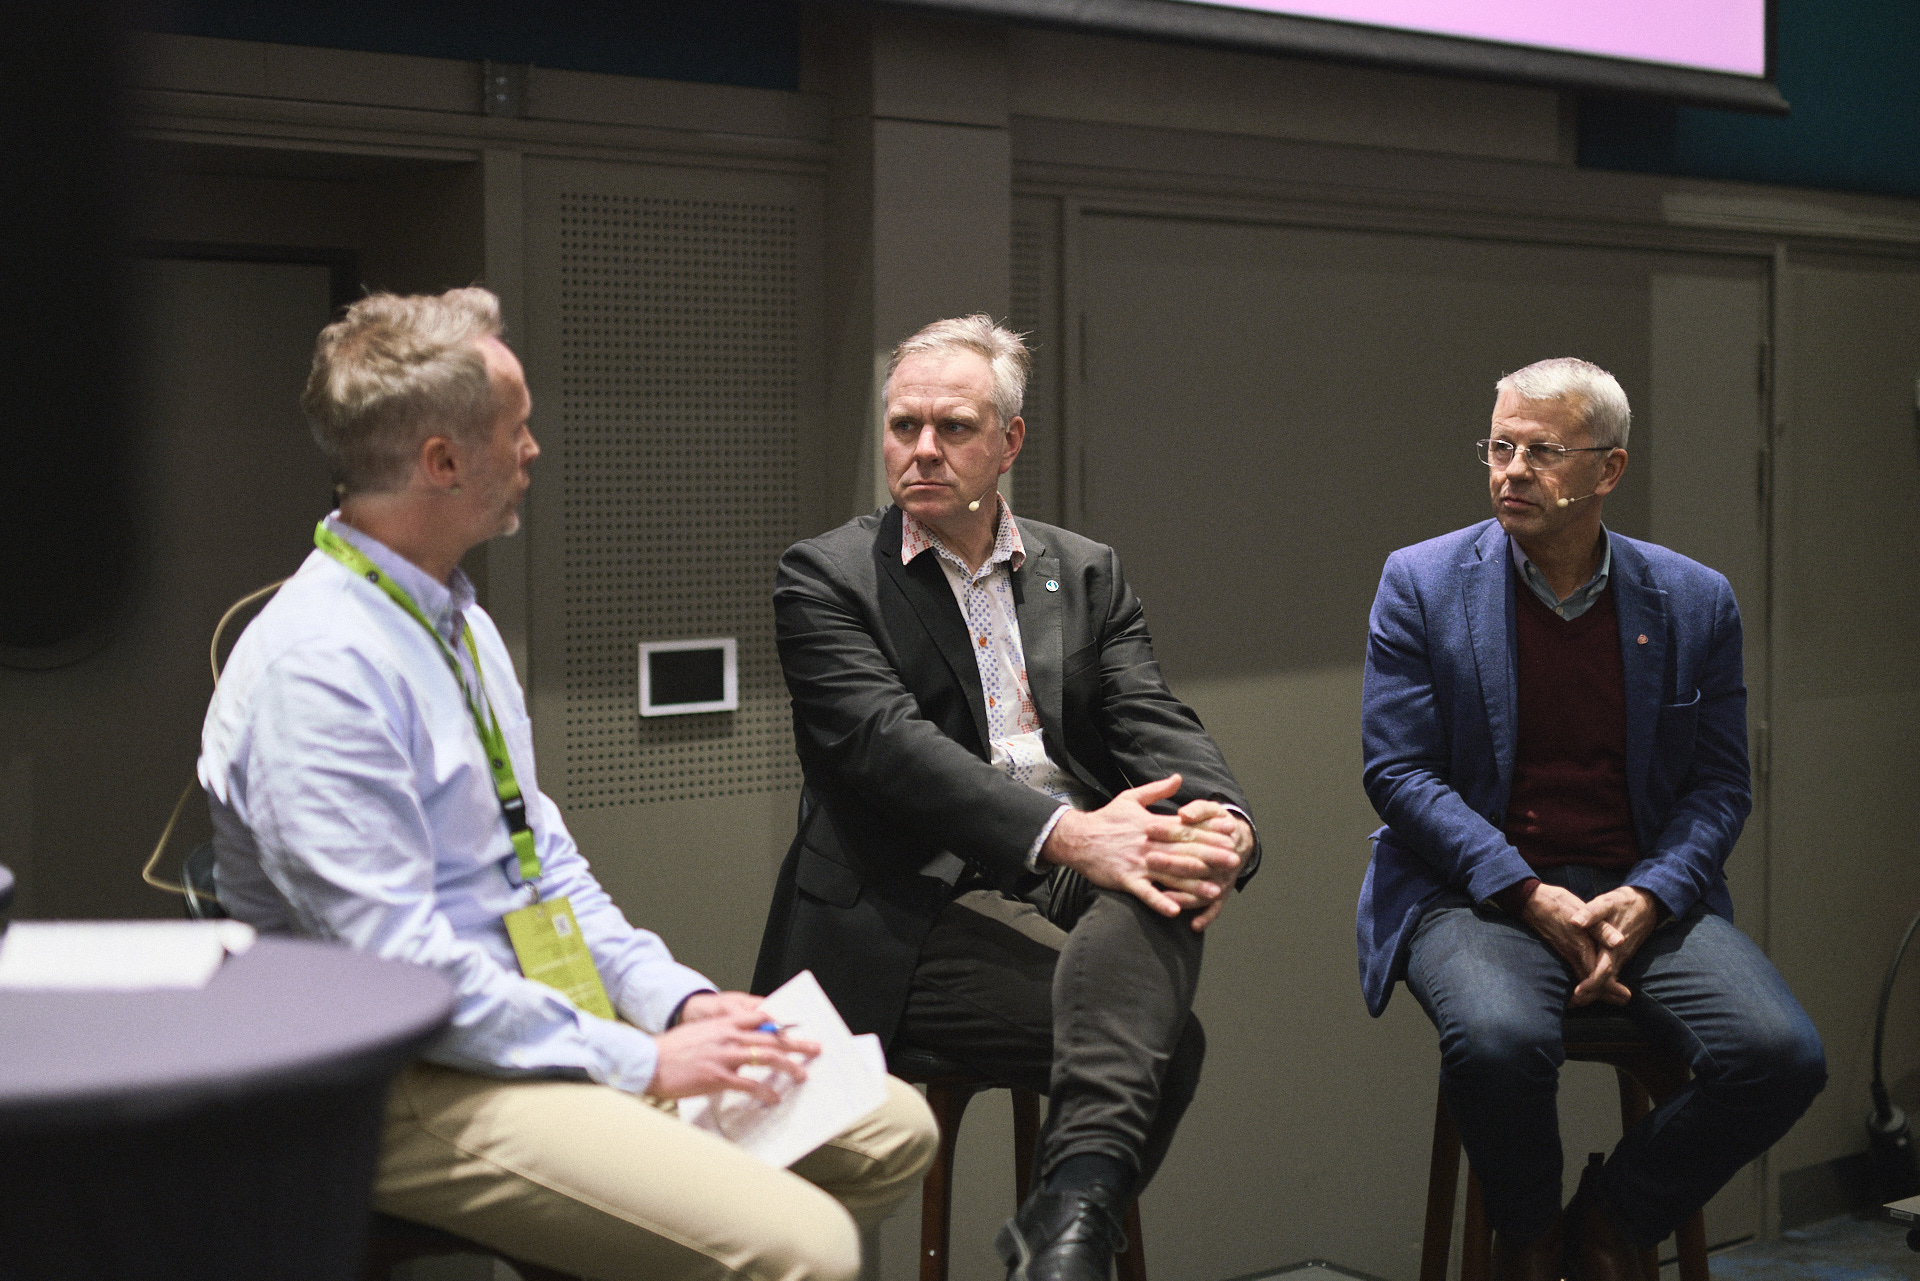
[{"xmin": 638, "ymin": 638, "xmax": 738, "ymax": 717}]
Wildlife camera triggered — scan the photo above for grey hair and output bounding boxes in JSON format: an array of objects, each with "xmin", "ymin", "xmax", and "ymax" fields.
[
  {"xmin": 302, "ymin": 287, "xmax": 505, "ymax": 495},
  {"xmin": 1496, "ymin": 357, "xmax": 1632, "ymax": 449},
  {"xmin": 886, "ymin": 315, "xmax": 1031, "ymax": 429}
]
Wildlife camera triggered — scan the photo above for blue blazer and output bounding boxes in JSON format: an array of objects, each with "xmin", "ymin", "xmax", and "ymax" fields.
[{"xmin": 1357, "ymin": 520, "xmax": 1749, "ymax": 1016}]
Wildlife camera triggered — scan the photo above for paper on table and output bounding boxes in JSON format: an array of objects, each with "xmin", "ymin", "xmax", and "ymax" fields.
[
  {"xmin": 0, "ymin": 919, "xmax": 257, "ymax": 990},
  {"xmin": 679, "ymin": 970, "xmax": 889, "ymax": 1168}
]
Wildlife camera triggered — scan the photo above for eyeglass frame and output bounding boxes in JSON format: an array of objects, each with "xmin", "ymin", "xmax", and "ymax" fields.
[{"xmin": 1475, "ymin": 438, "xmax": 1616, "ymax": 471}]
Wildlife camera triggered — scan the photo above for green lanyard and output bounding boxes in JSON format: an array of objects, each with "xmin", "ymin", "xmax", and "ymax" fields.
[{"xmin": 313, "ymin": 521, "xmax": 542, "ymax": 890}]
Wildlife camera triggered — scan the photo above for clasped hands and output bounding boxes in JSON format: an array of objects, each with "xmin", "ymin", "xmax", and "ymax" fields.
[
  {"xmin": 1041, "ymin": 774, "xmax": 1251, "ymax": 931},
  {"xmin": 648, "ymin": 991, "xmax": 819, "ymax": 1103},
  {"xmin": 1515, "ymin": 882, "xmax": 1661, "ymax": 1007}
]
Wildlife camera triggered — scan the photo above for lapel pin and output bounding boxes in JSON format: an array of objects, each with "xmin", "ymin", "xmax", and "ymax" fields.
[
  {"xmin": 1636, "ymin": 634, "xmax": 1649, "ymax": 645},
  {"xmin": 1045, "ymin": 579, "xmax": 1059, "ymax": 592}
]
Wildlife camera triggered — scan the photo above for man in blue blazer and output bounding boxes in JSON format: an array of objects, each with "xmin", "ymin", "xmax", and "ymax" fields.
[{"xmin": 1359, "ymin": 359, "xmax": 1824, "ymax": 1281}]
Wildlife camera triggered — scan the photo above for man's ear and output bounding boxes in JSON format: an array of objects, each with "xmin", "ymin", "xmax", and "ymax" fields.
[
  {"xmin": 1594, "ymin": 447, "xmax": 1629, "ymax": 497},
  {"xmin": 418, "ymin": 434, "xmax": 461, "ymax": 492},
  {"xmin": 1000, "ymin": 415, "xmax": 1026, "ymax": 473}
]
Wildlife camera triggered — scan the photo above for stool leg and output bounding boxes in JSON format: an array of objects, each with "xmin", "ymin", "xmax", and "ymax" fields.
[
  {"xmin": 1462, "ymin": 1168, "xmax": 1491, "ymax": 1281},
  {"xmin": 1012, "ymin": 1087, "xmax": 1041, "ymax": 1207},
  {"xmin": 1421, "ymin": 1087, "xmax": 1462, "ymax": 1281},
  {"xmin": 920, "ymin": 1082, "xmax": 979, "ymax": 1281},
  {"xmin": 1116, "ymin": 1200, "xmax": 1147, "ymax": 1281},
  {"xmin": 1674, "ymin": 1208, "xmax": 1709, "ymax": 1281},
  {"xmin": 1612, "ymin": 1068, "xmax": 1662, "ymax": 1281}
]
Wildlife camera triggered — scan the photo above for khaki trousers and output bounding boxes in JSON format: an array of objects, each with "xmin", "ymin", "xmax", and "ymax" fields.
[{"xmin": 374, "ymin": 1063, "xmax": 938, "ymax": 1281}]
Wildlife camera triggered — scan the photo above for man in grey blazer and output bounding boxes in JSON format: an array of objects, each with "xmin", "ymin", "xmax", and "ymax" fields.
[
  {"xmin": 755, "ymin": 316, "xmax": 1258, "ymax": 1281},
  {"xmin": 1360, "ymin": 359, "xmax": 1824, "ymax": 1281}
]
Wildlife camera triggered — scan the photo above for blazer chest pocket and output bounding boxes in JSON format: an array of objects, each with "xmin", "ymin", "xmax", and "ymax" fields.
[{"xmin": 796, "ymin": 846, "xmax": 863, "ymax": 908}]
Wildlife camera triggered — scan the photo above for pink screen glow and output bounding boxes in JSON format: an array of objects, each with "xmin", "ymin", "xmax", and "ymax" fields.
[{"xmin": 1181, "ymin": 0, "xmax": 1766, "ymax": 77}]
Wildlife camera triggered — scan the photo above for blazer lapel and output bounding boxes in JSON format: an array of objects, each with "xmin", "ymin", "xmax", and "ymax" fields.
[
  {"xmin": 1012, "ymin": 539, "xmax": 1064, "ymax": 739},
  {"xmin": 1463, "ymin": 523, "xmax": 1518, "ymax": 794},
  {"xmin": 1011, "ymin": 530, "xmax": 1106, "ymax": 798},
  {"xmin": 876, "ymin": 508, "xmax": 992, "ymax": 752},
  {"xmin": 1610, "ymin": 538, "xmax": 1668, "ymax": 820}
]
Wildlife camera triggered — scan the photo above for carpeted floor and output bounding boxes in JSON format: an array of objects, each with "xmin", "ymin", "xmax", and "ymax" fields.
[{"xmin": 1707, "ymin": 1213, "xmax": 1920, "ymax": 1280}]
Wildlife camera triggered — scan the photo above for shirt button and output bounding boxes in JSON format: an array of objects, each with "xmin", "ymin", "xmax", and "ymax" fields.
[
  {"xmin": 988, "ymin": 697, "xmax": 996, "ymax": 707},
  {"xmin": 978, "ymin": 636, "xmax": 987, "ymax": 647}
]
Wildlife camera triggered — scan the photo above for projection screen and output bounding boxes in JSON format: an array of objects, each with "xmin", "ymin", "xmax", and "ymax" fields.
[{"xmin": 858, "ymin": 0, "xmax": 1786, "ymax": 113}]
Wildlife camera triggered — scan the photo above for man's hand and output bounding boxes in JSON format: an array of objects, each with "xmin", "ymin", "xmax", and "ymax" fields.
[
  {"xmin": 1516, "ymin": 883, "xmax": 1631, "ymax": 1007},
  {"xmin": 648, "ymin": 1009, "xmax": 820, "ymax": 1104},
  {"xmin": 1145, "ymin": 799, "xmax": 1252, "ymax": 930},
  {"xmin": 1570, "ymin": 886, "xmax": 1660, "ymax": 1007},
  {"xmin": 1042, "ymin": 775, "xmax": 1241, "ymax": 923}
]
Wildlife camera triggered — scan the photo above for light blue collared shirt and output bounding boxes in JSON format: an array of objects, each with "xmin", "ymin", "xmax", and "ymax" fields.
[
  {"xmin": 1510, "ymin": 528, "xmax": 1613, "ymax": 621},
  {"xmin": 199, "ymin": 515, "xmax": 713, "ymax": 1092}
]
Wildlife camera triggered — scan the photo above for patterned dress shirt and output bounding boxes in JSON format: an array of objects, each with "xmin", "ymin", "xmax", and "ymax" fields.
[{"xmin": 901, "ymin": 496, "xmax": 1095, "ymax": 866}]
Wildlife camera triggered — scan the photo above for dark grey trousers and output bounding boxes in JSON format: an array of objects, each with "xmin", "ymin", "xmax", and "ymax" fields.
[{"xmin": 895, "ymin": 872, "xmax": 1206, "ymax": 1190}]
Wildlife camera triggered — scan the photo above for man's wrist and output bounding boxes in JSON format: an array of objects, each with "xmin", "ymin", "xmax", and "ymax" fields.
[
  {"xmin": 1491, "ymin": 876, "xmax": 1541, "ymax": 916},
  {"xmin": 1029, "ymin": 804, "xmax": 1074, "ymax": 871},
  {"xmin": 668, "ymin": 990, "xmax": 717, "ymax": 1027}
]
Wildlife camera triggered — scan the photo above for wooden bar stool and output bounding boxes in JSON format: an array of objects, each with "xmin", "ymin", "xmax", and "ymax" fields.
[
  {"xmin": 890, "ymin": 1048, "xmax": 1147, "ymax": 1281},
  {"xmin": 1419, "ymin": 1008, "xmax": 1710, "ymax": 1281}
]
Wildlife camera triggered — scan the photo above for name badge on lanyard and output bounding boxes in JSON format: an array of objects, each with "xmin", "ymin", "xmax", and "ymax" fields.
[{"xmin": 314, "ymin": 521, "xmax": 615, "ymax": 1020}]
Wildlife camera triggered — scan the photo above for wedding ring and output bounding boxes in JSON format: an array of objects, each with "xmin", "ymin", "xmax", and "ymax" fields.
[{"xmin": 749, "ymin": 1047, "xmax": 761, "ymax": 1067}]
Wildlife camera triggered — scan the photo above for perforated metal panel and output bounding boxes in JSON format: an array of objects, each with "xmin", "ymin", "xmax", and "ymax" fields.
[
  {"xmin": 552, "ymin": 189, "xmax": 804, "ymax": 808},
  {"xmin": 1011, "ymin": 196, "xmax": 1064, "ymax": 525}
]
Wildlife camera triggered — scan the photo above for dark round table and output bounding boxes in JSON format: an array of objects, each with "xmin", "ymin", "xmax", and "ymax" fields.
[{"xmin": 0, "ymin": 935, "xmax": 454, "ymax": 1280}]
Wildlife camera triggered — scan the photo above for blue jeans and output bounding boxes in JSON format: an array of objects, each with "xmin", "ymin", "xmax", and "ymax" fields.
[{"xmin": 1406, "ymin": 864, "xmax": 1826, "ymax": 1247}]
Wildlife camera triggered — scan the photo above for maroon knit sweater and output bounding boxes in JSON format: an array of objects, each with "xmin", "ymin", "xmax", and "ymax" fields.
[{"xmin": 1501, "ymin": 583, "xmax": 1639, "ymax": 873}]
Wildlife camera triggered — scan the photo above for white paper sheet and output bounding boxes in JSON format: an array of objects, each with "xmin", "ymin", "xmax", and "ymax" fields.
[
  {"xmin": 679, "ymin": 970, "xmax": 889, "ymax": 1168},
  {"xmin": 0, "ymin": 919, "xmax": 257, "ymax": 990}
]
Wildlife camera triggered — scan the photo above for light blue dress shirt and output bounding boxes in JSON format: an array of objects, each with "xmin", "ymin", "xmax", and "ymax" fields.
[
  {"xmin": 199, "ymin": 515, "xmax": 713, "ymax": 1093},
  {"xmin": 1509, "ymin": 526, "xmax": 1613, "ymax": 620}
]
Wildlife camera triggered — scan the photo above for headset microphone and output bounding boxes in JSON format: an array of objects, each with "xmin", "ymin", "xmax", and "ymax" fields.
[{"xmin": 1557, "ymin": 492, "xmax": 1596, "ymax": 509}]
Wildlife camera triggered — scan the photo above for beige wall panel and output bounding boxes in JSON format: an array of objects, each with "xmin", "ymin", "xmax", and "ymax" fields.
[
  {"xmin": 1767, "ymin": 256, "xmax": 1920, "ymax": 1189},
  {"xmin": 1647, "ymin": 265, "xmax": 1771, "ymax": 1245},
  {"xmin": 519, "ymin": 155, "xmax": 825, "ymax": 987},
  {"xmin": 1009, "ymin": 28, "xmax": 1563, "ymax": 163}
]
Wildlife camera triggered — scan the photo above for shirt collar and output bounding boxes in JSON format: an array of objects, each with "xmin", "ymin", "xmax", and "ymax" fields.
[
  {"xmin": 1509, "ymin": 526, "xmax": 1612, "ymax": 611},
  {"xmin": 324, "ymin": 511, "xmax": 476, "ymax": 641},
  {"xmin": 900, "ymin": 493, "xmax": 1026, "ymax": 578}
]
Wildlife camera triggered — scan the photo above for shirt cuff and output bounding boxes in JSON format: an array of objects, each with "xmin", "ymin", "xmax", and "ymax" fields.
[
  {"xmin": 577, "ymin": 1015, "xmax": 665, "ymax": 1095},
  {"xmin": 1026, "ymin": 804, "xmax": 1073, "ymax": 872},
  {"xmin": 615, "ymin": 966, "xmax": 721, "ymax": 1034}
]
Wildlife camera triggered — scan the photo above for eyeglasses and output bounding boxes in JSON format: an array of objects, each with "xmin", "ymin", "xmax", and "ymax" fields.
[{"xmin": 1476, "ymin": 438, "xmax": 1613, "ymax": 471}]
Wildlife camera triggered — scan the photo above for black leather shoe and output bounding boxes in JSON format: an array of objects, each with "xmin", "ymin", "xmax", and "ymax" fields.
[
  {"xmin": 994, "ymin": 1179, "xmax": 1128, "ymax": 1281},
  {"xmin": 1564, "ymin": 1153, "xmax": 1639, "ymax": 1281},
  {"xmin": 1491, "ymin": 1208, "xmax": 1563, "ymax": 1281}
]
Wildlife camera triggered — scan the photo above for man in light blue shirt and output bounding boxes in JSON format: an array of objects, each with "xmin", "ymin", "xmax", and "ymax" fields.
[{"xmin": 200, "ymin": 287, "xmax": 934, "ymax": 1281}]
